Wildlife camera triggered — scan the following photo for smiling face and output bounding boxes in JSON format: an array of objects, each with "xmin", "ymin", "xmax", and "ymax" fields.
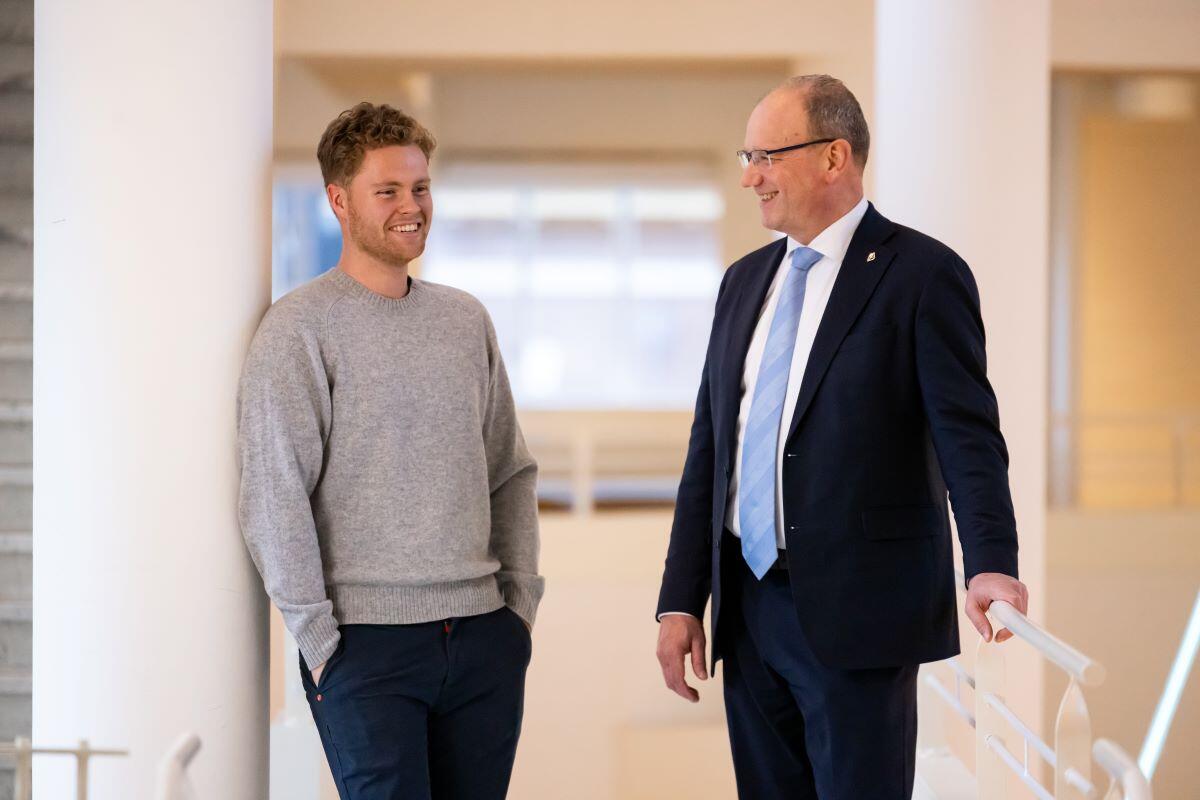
[
  {"xmin": 330, "ymin": 144, "xmax": 432, "ymax": 268},
  {"xmin": 740, "ymin": 89, "xmax": 836, "ymax": 242}
]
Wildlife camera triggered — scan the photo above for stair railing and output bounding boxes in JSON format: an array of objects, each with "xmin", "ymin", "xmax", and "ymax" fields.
[
  {"xmin": 921, "ymin": 592, "xmax": 1152, "ymax": 799},
  {"xmin": 0, "ymin": 737, "xmax": 128, "ymax": 800}
]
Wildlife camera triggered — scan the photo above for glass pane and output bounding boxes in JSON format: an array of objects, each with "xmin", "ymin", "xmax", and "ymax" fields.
[{"xmin": 274, "ymin": 163, "xmax": 725, "ymax": 409}]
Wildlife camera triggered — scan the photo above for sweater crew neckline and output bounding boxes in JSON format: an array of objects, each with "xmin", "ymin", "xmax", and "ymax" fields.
[{"xmin": 328, "ymin": 267, "xmax": 425, "ymax": 311}]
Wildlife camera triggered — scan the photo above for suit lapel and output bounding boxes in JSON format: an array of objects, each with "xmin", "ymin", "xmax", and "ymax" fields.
[
  {"xmin": 718, "ymin": 238, "xmax": 788, "ymax": 451},
  {"xmin": 783, "ymin": 204, "xmax": 898, "ymax": 446}
]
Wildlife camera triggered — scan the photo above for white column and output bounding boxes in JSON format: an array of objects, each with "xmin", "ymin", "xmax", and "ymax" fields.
[
  {"xmin": 33, "ymin": 1, "xmax": 273, "ymax": 798},
  {"xmin": 874, "ymin": 0, "xmax": 1051, "ymax": 771}
]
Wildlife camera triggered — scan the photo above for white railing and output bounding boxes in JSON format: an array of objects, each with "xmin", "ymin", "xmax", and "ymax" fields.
[
  {"xmin": 920, "ymin": 594, "xmax": 1152, "ymax": 800},
  {"xmin": 155, "ymin": 733, "xmax": 202, "ymax": 800},
  {"xmin": 520, "ymin": 410, "xmax": 691, "ymax": 515},
  {"xmin": 0, "ymin": 734, "xmax": 200, "ymax": 800},
  {"xmin": 0, "ymin": 737, "xmax": 128, "ymax": 800}
]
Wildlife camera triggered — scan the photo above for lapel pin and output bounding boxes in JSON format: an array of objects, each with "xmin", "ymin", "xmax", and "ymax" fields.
[{"xmin": 866, "ymin": 251, "xmax": 876, "ymax": 262}]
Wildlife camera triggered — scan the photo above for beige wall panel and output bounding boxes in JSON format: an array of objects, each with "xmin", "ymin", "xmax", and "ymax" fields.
[
  {"xmin": 1077, "ymin": 117, "xmax": 1200, "ymax": 416},
  {"xmin": 277, "ymin": 0, "xmax": 872, "ymax": 62},
  {"xmin": 1075, "ymin": 115, "xmax": 1200, "ymax": 506},
  {"xmin": 509, "ymin": 511, "xmax": 728, "ymax": 800},
  {"xmin": 275, "ymin": 58, "xmax": 361, "ymax": 158},
  {"xmin": 432, "ymin": 69, "xmax": 783, "ymax": 266},
  {"xmin": 1052, "ymin": 0, "xmax": 1200, "ymax": 70},
  {"xmin": 1045, "ymin": 510, "xmax": 1200, "ymax": 799}
]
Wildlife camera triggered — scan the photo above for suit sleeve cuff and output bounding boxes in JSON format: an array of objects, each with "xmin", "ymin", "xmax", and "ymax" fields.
[{"xmin": 962, "ymin": 545, "xmax": 1019, "ymax": 589}]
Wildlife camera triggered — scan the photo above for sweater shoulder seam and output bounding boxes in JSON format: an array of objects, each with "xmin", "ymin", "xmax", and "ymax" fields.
[{"xmin": 319, "ymin": 282, "xmax": 353, "ymax": 346}]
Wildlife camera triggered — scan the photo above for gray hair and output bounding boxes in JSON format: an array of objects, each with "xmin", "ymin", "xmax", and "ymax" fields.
[{"xmin": 780, "ymin": 74, "xmax": 870, "ymax": 169}]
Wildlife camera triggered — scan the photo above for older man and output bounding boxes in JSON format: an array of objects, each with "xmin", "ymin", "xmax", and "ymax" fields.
[{"xmin": 655, "ymin": 75, "xmax": 1028, "ymax": 799}]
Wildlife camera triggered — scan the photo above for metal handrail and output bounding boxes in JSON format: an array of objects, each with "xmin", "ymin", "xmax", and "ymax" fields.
[
  {"xmin": 982, "ymin": 691, "xmax": 1057, "ymax": 766},
  {"xmin": 1094, "ymin": 739, "xmax": 1152, "ymax": 800},
  {"xmin": 920, "ymin": 575, "xmax": 1151, "ymax": 799},
  {"xmin": 985, "ymin": 735, "xmax": 1055, "ymax": 800},
  {"xmin": 924, "ymin": 672, "xmax": 976, "ymax": 728},
  {"xmin": 989, "ymin": 600, "xmax": 1106, "ymax": 686}
]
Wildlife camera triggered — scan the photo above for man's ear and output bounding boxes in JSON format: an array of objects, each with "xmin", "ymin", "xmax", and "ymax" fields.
[
  {"xmin": 825, "ymin": 140, "xmax": 852, "ymax": 181},
  {"xmin": 326, "ymin": 183, "xmax": 348, "ymax": 223}
]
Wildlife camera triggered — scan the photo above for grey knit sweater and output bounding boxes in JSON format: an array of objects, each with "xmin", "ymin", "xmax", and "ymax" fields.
[{"xmin": 237, "ymin": 267, "xmax": 543, "ymax": 668}]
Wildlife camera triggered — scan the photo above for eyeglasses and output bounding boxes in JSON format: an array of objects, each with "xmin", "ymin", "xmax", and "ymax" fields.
[{"xmin": 736, "ymin": 138, "xmax": 836, "ymax": 168}]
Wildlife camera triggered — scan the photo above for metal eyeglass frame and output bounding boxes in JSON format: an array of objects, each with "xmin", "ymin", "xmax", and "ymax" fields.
[{"xmin": 736, "ymin": 138, "xmax": 837, "ymax": 168}]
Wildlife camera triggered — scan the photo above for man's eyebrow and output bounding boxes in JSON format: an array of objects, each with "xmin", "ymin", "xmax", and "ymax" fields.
[{"xmin": 371, "ymin": 179, "xmax": 431, "ymax": 188}]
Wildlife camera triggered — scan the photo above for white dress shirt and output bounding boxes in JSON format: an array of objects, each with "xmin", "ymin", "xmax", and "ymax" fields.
[
  {"xmin": 725, "ymin": 196, "xmax": 869, "ymax": 549},
  {"xmin": 658, "ymin": 198, "xmax": 869, "ymax": 622}
]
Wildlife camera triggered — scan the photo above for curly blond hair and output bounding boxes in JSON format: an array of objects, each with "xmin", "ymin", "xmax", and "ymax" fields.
[{"xmin": 317, "ymin": 102, "xmax": 437, "ymax": 187}]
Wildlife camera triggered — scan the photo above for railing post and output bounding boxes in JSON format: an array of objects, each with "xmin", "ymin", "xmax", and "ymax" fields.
[
  {"xmin": 975, "ymin": 639, "xmax": 1008, "ymax": 799},
  {"xmin": 571, "ymin": 430, "xmax": 594, "ymax": 517},
  {"xmin": 916, "ymin": 664, "xmax": 948, "ymax": 756},
  {"xmin": 1055, "ymin": 679, "xmax": 1093, "ymax": 799},
  {"xmin": 1095, "ymin": 738, "xmax": 1153, "ymax": 800},
  {"xmin": 13, "ymin": 736, "xmax": 31, "ymax": 800},
  {"xmin": 76, "ymin": 738, "xmax": 92, "ymax": 800}
]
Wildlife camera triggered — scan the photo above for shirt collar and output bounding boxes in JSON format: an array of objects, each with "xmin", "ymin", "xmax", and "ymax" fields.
[{"xmin": 784, "ymin": 196, "xmax": 870, "ymax": 265}]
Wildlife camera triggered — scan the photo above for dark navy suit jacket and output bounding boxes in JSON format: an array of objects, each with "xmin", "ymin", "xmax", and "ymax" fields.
[{"xmin": 656, "ymin": 203, "xmax": 1019, "ymax": 670}]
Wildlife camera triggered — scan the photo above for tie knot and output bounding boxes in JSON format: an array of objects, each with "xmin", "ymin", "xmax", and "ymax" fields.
[{"xmin": 790, "ymin": 246, "xmax": 822, "ymax": 273}]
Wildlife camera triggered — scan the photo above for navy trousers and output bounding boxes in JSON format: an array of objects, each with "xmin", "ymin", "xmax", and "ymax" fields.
[
  {"xmin": 721, "ymin": 542, "xmax": 918, "ymax": 800},
  {"xmin": 300, "ymin": 606, "xmax": 532, "ymax": 800}
]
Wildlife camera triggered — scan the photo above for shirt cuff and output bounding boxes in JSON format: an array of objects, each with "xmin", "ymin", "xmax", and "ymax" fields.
[{"xmin": 656, "ymin": 611, "xmax": 699, "ymax": 622}]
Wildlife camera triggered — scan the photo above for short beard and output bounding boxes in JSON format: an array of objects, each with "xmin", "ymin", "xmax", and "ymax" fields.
[{"xmin": 347, "ymin": 202, "xmax": 410, "ymax": 268}]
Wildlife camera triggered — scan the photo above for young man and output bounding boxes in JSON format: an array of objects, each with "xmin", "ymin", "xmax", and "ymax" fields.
[
  {"xmin": 655, "ymin": 76, "xmax": 1028, "ymax": 798},
  {"xmin": 238, "ymin": 102, "xmax": 543, "ymax": 800}
]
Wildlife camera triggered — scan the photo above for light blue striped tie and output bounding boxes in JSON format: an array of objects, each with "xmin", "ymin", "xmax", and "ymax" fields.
[{"xmin": 739, "ymin": 246, "xmax": 822, "ymax": 579}]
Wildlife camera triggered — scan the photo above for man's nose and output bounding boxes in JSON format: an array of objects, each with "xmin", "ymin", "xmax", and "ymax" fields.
[
  {"xmin": 739, "ymin": 163, "xmax": 761, "ymax": 189},
  {"xmin": 397, "ymin": 192, "xmax": 421, "ymax": 215}
]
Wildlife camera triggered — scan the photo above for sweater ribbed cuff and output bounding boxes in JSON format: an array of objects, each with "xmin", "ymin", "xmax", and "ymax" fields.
[
  {"xmin": 296, "ymin": 614, "xmax": 340, "ymax": 670},
  {"xmin": 497, "ymin": 572, "xmax": 545, "ymax": 628}
]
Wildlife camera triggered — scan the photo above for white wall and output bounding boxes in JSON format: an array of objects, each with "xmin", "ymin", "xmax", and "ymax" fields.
[{"xmin": 34, "ymin": 0, "xmax": 273, "ymax": 797}]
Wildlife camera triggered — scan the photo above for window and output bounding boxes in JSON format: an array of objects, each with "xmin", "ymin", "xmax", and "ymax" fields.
[
  {"xmin": 423, "ymin": 162, "xmax": 724, "ymax": 409},
  {"xmin": 271, "ymin": 161, "xmax": 725, "ymax": 409}
]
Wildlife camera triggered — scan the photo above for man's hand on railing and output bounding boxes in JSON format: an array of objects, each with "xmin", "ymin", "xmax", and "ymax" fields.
[
  {"xmin": 965, "ymin": 573, "xmax": 1029, "ymax": 643},
  {"xmin": 656, "ymin": 614, "xmax": 708, "ymax": 702}
]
